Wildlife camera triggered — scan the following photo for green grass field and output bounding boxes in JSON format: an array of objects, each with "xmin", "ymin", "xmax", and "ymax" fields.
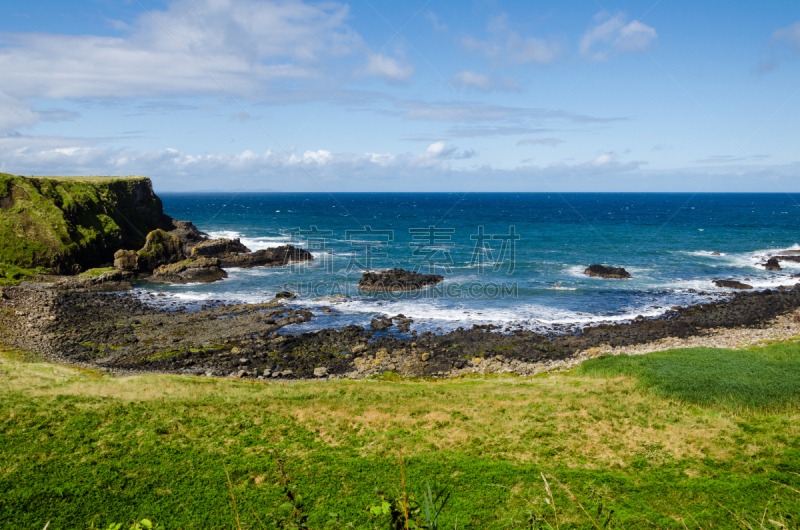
[{"xmin": 1, "ymin": 343, "xmax": 799, "ymax": 529}]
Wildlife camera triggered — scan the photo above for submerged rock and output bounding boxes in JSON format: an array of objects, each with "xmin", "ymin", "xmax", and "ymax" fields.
[
  {"xmin": 359, "ymin": 268, "xmax": 444, "ymax": 291},
  {"xmin": 584, "ymin": 264, "xmax": 632, "ymax": 279},
  {"xmin": 149, "ymin": 257, "xmax": 228, "ymax": 284},
  {"xmin": 218, "ymin": 245, "xmax": 313, "ymax": 268},
  {"xmin": 714, "ymin": 280, "xmax": 753, "ymax": 290}
]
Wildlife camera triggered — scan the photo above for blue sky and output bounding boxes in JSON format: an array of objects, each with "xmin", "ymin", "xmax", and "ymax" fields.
[{"xmin": 1, "ymin": 0, "xmax": 799, "ymax": 191}]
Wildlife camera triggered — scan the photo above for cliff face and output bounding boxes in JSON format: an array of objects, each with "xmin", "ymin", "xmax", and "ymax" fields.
[{"xmin": 0, "ymin": 174, "xmax": 173, "ymax": 274}]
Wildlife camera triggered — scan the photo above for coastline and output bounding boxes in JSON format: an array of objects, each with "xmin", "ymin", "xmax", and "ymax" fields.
[{"xmin": 2, "ymin": 279, "xmax": 799, "ymax": 380}]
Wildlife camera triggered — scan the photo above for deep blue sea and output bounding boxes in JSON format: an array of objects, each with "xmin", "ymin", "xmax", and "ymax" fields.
[{"xmin": 148, "ymin": 193, "xmax": 800, "ymax": 335}]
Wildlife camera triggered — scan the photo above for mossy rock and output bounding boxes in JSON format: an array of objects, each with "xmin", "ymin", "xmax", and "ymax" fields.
[
  {"xmin": 149, "ymin": 257, "xmax": 227, "ymax": 284},
  {"xmin": 0, "ymin": 173, "xmax": 173, "ymax": 274},
  {"xmin": 136, "ymin": 229, "xmax": 184, "ymax": 272}
]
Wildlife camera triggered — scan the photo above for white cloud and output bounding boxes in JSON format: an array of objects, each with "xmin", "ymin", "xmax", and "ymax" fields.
[
  {"xmin": 517, "ymin": 138, "xmax": 563, "ymax": 147},
  {"xmin": 0, "ymin": 0, "xmax": 408, "ymax": 102},
  {"xmin": 292, "ymin": 149, "xmax": 332, "ymax": 165},
  {"xmin": 0, "ymin": 95, "xmax": 41, "ymax": 134},
  {"xmin": 450, "ymin": 71, "xmax": 492, "ymax": 91},
  {"xmin": 426, "ymin": 12, "xmax": 448, "ymax": 32},
  {"xmin": 0, "ymin": 95, "xmax": 79, "ymax": 134},
  {"xmin": 363, "ymin": 152, "xmax": 395, "ymax": 166},
  {"xmin": 8, "ymin": 137, "xmax": 798, "ymax": 192},
  {"xmin": 398, "ymin": 100, "xmax": 624, "ymax": 125},
  {"xmin": 363, "ymin": 53, "xmax": 414, "ymax": 81},
  {"xmin": 760, "ymin": 21, "xmax": 800, "ymax": 72},
  {"xmin": 591, "ymin": 152, "xmax": 615, "ymax": 167},
  {"xmin": 580, "ymin": 12, "xmax": 657, "ymax": 61},
  {"xmin": 461, "ymin": 13, "xmax": 560, "ymax": 65},
  {"xmin": 772, "ymin": 21, "xmax": 800, "ymax": 48}
]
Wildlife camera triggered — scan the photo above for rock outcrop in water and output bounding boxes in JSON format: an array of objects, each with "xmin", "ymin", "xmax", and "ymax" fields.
[
  {"xmin": 218, "ymin": 245, "xmax": 313, "ymax": 268},
  {"xmin": 135, "ymin": 229, "xmax": 185, "ymax": 272},
  {"xmin": 149, "ymin": 257, "xmax": 228, "ymax": 284},
  {"xmin": 190, "ymin": 238, "xmax": 251, "ymax": 258},
  {"xmin": 359, "ymin": 268, "xmax": 444, "ymax": 291},
  {"xmin": 168, "ymin": 219, "xmax": 209, "ymax": 254},
  {"xmin": 370, "ymin": 316, "xmax": 393, "ymax": 331},
  {"xmin": 714, "ymin": 279, "xmax": 753, "ymax": 290},
  {"xmin": 584, "ymin": 264, "xmax": 632, "ymax": 279},
  {"xmin": 765, "ymin": 257, "xmax": 782, "ymax": 271}
]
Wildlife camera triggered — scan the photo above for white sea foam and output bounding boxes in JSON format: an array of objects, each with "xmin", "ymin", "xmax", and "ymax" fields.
[{"xmin": 205, "ymin": 230, "xmax": 298, "ymax": 251}]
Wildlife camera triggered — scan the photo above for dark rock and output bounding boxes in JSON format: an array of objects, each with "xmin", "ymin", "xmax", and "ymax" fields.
[
  {"xmin": 711, "ymin": 251, "xmax": 721, "ymax": 256},
  {"xmin": 584, "ymin": 264, "xmax": 632, "ymax": 279},
  {"xmin": 370, "ymin": 316, "xmax": 393, "ymax": 331},
  {"xmin": 714, "ymin": 280, "xmax": 753, "ymax": 290},
  {"xmin": 274, "ymin": 291, "xmax": 296, "ymax": 300},
  {"xmin": 359, "ymin": 268, "xmax": 444, "ymax": 292},
  {"xmin": 168, "ymin": 219, "xmax": 209, "ymax": 254},
  {"xmin": 136, "ymin": 229, "xmax": 185, "ymax": 272},
  {"xmin": 190, "ymin": 238, "xmax": 251, "ymax": 258},
  {"xmin": 392, "ymin": 314, "xmax": 414, "ymax": 333},
  {"xmin": 776, "ymin": 255, "xmax": 800, "ymax": 263},
  {"xmin": 765, "ymin": 257, "xmax": 782, "ymax": 271},
  {"xmin": 218, "ymin": 245, "xmax": 313, "ymax": 268},
  {"xmin": 149, "ymin": 258, "xmax": 228, "ymax": 284}
]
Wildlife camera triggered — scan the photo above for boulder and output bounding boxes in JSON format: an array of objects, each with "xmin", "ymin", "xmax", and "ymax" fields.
[
  {"xmin": 219, "ymin": 245, "xmax": 313, "ymax": 268},
  {"xmin": 392, "ymin": 314, "xmax": 414, "ymax": 333},
  {"xmin": 113, "ymin": 249, "xmax": 139, "ymax": 272},
  {"xmin": 711, "ymin": 251, "xmax": 721, "ymax": 256},
  {"xmin": 359, "ymin": 268, "xmax": 444, "ymax": 292},
  {"xmin": 273, "ymin": 291, "xmax": 296, "ymax": 300},
  {"xmin": 765, "ymin": 257, "xmax": 782, "ymax": 271},
  {"xmin": 190, "ymin": 238, "xmax": 251, "ymax": 258},
  {"xmin": 149, "ymin": 258, "xmax": 228, "ymax": 284},
  {"xmin": 370, "ymin": 316, "xmax": 393, "ymax": 331},
  {"xmin": 714, "ymin": 280, "xmax": 753, "ymax": 290},
  {"xmin": 313, "ymin": 367, "xmax": 329, "ymax": 377},
  {"xmin": 584, "ymin": 264, "xmax": 632, "ymax": 279},
  {"xmin": 137, "ymin": 229, "xmax": 185, "ymax": 272},
  {"xmin": 168, "ymin": 219, "xmax": 209, "ymax": 253}
]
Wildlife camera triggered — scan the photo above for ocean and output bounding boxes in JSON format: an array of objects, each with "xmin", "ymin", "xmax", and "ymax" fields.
[{"xmin": 148, "ymin": 192, "xmax": 800, "ymax": 335}]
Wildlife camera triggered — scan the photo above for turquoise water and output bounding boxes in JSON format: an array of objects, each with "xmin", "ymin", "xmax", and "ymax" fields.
[{"xmin": 148, "ymin": 192, "xmax": 800, "ymax": 334}]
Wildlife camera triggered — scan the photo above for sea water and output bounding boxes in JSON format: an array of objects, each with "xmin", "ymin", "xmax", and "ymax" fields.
[{"xmin": 144, "ymin": 192, "xmax": 800, "ymax": 334}]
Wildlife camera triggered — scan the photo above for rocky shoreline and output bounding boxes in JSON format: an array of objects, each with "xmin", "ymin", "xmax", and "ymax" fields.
[
  {"xmin": 5, "ymin": 174, "xmax": 799, "ymax": 382},
  {"xmin": 2, "ymin": 278, "xmax": 800, "ymax": 381}
]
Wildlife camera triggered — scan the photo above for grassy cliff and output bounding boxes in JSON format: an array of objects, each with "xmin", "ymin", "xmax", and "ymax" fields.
[{"xmin": 0, "ymin": 173, "xmax": 172, "ymax": 276}]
